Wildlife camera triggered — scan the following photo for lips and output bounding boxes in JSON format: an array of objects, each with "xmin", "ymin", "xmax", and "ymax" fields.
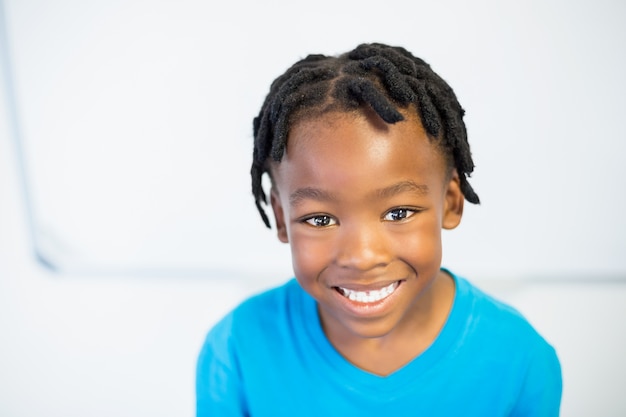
[{"xmin": 333, "ymin": 281, "xmax": 400, "ymax": 304}]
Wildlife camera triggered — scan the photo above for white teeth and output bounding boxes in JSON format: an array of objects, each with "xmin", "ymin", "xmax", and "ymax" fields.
[{"xmin": 338, "ymin": 281, "xmax": 399, "ymax": 303}]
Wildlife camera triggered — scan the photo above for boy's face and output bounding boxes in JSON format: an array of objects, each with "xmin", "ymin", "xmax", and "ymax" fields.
[{"xmin": 269, "ymin": 110, "xmax": 464, "ymax": 342}]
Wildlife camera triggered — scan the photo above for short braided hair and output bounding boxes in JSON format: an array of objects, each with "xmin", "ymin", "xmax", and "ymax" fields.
[{"xmin": 251, "ymin": 42, "xmax": 479, "ymax": 228}]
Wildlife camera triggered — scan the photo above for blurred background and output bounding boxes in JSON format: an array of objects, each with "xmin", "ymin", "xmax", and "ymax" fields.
[{"xmin": 0, "ymin": 0, "xmax": 625, "ymax": 415}]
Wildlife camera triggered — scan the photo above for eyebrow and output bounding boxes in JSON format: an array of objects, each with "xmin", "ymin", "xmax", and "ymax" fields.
[
  {"xmin": 289, "ymin": 181, "xmax": 428, "ymax": 207},
  {"xmin": 374, "ymin": 180, "xmax": 429, "ymax": 200},
  {"xmin": 289, "ymin": 187, "xmax": 338, "ymax": 207}
]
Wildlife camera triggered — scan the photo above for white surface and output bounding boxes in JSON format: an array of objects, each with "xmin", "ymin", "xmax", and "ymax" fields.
[
  {"xmin": 1, "ymin": 1, "xmax": 626, "ymax": 416},
  {"xmin": 2, "ymin": 0, "xmax": 625, "ymax": 278}
]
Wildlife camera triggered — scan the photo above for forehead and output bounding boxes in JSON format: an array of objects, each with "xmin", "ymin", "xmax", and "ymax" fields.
[{"xmin": 271, "ymin": 110, "xmax": 449, "ymax": 192}]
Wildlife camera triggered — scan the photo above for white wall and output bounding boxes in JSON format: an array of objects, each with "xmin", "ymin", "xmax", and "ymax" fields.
[
  {"xmin": 1, "ymin": 1, "xmax": 626, "ymax": 416},
  {"xmin": 3, "ymin": 0, "xmax": 625, "ymax": 279}
]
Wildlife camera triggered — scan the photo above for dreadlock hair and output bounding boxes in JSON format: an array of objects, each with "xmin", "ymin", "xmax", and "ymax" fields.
[{"xmin": 251, "ymin": 42, "xmax": 479, "ymax": 228}]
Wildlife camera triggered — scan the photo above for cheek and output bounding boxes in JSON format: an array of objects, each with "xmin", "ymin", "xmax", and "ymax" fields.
[
  {"xmin": 394, "ymin": 220, "xmax": 443, "ymax": 266},
  {"xmin": 288, "ymin": 233, "xmax": 331, "ymax": 282}
]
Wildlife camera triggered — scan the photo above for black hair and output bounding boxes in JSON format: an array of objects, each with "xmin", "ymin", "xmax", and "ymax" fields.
[{"xmin": 251, "ymin": 42, "xmax": 479, "ymax": 228}]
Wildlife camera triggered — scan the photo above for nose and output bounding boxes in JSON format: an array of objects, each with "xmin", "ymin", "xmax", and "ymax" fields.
[{"xmin": 334, "ymin": 222, "xmax": 392, "ymax": 271}]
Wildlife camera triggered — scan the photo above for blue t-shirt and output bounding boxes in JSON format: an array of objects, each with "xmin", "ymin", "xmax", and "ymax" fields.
[{"xmin": 196, "ymin": 271, "xmax": 562, "ymax": 416}]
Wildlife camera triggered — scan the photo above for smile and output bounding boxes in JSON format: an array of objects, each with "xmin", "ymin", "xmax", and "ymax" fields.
[{"xmin": 335, "ymin": 281, "xmax": 400, "ymax": 304}]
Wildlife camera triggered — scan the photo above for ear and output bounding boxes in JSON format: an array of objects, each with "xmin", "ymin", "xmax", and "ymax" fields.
[
  {"xmin": 442, "ymin": 170, "xmax": 464, "ymax": 230},
  {"xmin": 270, "ymin": 188, "xmax": 289, "ymax": 243}
]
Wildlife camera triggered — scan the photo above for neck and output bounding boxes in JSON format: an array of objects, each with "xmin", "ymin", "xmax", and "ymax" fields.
[{"xmin": 321, "ymin": 270, "xmax": 455, "ymax": 376}]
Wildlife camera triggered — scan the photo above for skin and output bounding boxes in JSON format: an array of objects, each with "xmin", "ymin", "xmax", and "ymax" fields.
[{"xmin": 269, "ymin": 108, "xmax": 464, "ymax": 376}]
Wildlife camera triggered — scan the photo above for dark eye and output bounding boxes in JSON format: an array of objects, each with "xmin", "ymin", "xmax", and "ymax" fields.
[
  {"xmin": 384, "ymin": 208, "xmax": 415, "ymax": 222},
  {"xmin": 304, "ymin": 215, "xmax": 336, "ymax": 227}
]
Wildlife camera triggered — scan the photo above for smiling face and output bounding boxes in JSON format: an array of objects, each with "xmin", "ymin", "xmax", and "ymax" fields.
[{"xmin": 269, "ymin": 109, "xmax": 464, "ymax": 346}]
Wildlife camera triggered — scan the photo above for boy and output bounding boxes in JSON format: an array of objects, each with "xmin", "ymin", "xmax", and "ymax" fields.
[{"xmin": 196, "ymin": 43, "xmax": 562, "ymax": 416}]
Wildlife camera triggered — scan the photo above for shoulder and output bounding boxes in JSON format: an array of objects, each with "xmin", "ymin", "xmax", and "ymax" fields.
[
  {"xmin": 451, "ymin": 273, "xmax": 562, "ymax": 415},
  {"xmin": 236, "ymin": 278, "xmax": 299, "ymax": 313},
  {"xmin": 449, "ymin": 270, "xmax": 562, "ymax": 369},
  {"xmin": 196, "ymin": 279, "xmax": 304, "ymax": 414},
  {"xmin": 199, "ymin": 278, "xmax": 304, "ymax": 361},
  {"xmin": 228, "ymin": 278, "xmax": 302, "ymax": 333},
  {"xmin": 205, "ymin": 278, "xmax": 300, "ymax": 341},
  {"xmin": 456, "ymin": 274, "xmax": 558, "ymax": 361},
  {"xmin": 456, "ymin": 274, "xmax": 545, "ymax": 343},
  {"xmin": 462, "ymin": 276, "xmax": 560, "ymax": 365}
]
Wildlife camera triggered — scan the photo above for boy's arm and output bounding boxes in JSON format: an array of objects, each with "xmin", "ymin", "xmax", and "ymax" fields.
[
  {"xmin": 196, "ymin": 313, "xmax": 247, "ymax": 417},
  {"xmin": 510, "ymin": 342, "xmax": 563, "ymax": 417}
]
